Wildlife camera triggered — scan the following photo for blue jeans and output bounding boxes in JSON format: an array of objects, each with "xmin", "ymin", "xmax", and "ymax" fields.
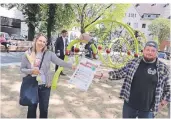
[
  {"xmin": 27, "ymin": 85, "xmax": 51, "ymax": 118},
  {"xmin": 123, "ymin": 101, "xmax": 154, "ymax": 118}
]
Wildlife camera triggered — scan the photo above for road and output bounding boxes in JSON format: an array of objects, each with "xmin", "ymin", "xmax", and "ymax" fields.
[{"xmin": 0, "ymin": 52, "xmax": 24, "ymax": 67}]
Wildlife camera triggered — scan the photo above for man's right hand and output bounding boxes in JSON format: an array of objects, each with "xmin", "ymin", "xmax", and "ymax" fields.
[
  {"xmin": 56, "ymin": 53, "xmax": 60, "ymax": 56},
  {"xmin": 94, "ymin": 70, "xmax": 109, "ymax": 79},
  {"xmin": 32, "ymin": 68, "xmax": 40, "ymax": 75},
  {"xmin": 158, "ymin": 100, "xmax": 168, "ymax": 111}
]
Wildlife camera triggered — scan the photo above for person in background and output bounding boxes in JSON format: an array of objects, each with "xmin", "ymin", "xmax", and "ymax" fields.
[
  {"xmin": 80, "ymin": 33, "xmax": 97, "ymax": 59},
  {"xmin": 54, "ymin": 30, "xmax": 68, "ymax": 75},
  {"xmin": 95, "ymin": 40, "xmax": 170, "ymax": 118},
  {"xmin": 0, "ymin": 33, "xmax": 10, "ymax": 52},
  {"xmin": 20, "ymin": 33, "xmax": 75, "ymax": 118}
]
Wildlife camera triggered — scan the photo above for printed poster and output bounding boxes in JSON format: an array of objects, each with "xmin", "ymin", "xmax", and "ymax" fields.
[{"xmin": 69, "ymin": 58, "xmax": 100, "ymax": 91}]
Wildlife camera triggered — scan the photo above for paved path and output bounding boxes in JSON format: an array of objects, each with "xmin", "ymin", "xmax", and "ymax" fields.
[
  {"xmin": 0, "ymin": 52, "xmax": 24, "ymax": 67},
  {"xmin": 1, "ymin": 64, "xmax": 169, "ymax": 118}
]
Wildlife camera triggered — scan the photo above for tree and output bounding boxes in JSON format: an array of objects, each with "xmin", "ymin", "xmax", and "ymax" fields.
[
  {"xmin": 6, "ymin": 4, "xmax": 41, "ymax": 41},
  {"xmin": 23, "ymin": 4, "xmax": 40, "ymax": 41},
  {"xmin": 46, "ymin": 4, "xmax": 57, "ymax": 46},
  {"xmin": 71, "ymin": 4, "xmax": 130, "ymax": 33},
  {"xmin": 148, "ymin": 18, "xmax": 170, "ymax": 44},
  {"xmin": 38, "ymin": 4, "xmax": 75, "ymax": 47}
]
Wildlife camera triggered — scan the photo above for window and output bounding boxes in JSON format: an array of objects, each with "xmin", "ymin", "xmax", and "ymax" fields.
[
  {"xmin": 128, "ymin": 13, "xmax": 137, "ymax": 18},
  {"xmin": 156, "ymin": 15, "xmax": 160, "ymax": 18},
  {"xmin": 151, "ymin": 14, "xmax": 156, "ymax": 18},
  {"xmin": 163, "ymin": 3, "xmax": 169, "ymax": 7},
  {"xmin": 127, "ymin": 22, "xmax": 131, "ymax": 26},
  {"xmin": 134, "ymin": 23, "xmax": 138, "ymax": 28},
  {"xmin": 128, "ymin": 13, "xmax": 131, "ymax": 17},
  {"xmin": 143, "ymin": 14, "xmax": 148, "ymax": 18},
  {"xmin": 151, "ymin": 4, "xmax": 156, "ymax": 6},
  {"xmin": 142, "ymin": 24, "xmax": 146, "ymax": 28},
  {"xmin": 135, "ymin": 4, "xmax": 140, "ymax": 7},
  {"xmin": 148, "ymin": 15, "xmax": 151, "ymax": 17}
]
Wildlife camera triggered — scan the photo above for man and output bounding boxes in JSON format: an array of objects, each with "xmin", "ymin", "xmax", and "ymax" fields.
[
  {"xmin": 55, "ymin": 30, "xmax": 68, "ymax": 75},
  {"xmin": 80, "ymin": 33, "xmax": 97, "ymax": 59},
  {"xmin": 95, "ymin": 41, "xmax": 170, "ymax": 118}
]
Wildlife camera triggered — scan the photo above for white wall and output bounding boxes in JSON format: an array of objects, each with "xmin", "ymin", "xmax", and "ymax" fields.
[
  {"xmin": 123, "ymin": 4, "xmax": 170, "ymax": 41},
  {"xmin": 161, "ymin": 5, "xmax": 170, "ymax": 18},
  {"xmin": 139, "ymin": 19, "xmax": 153, "ymax": 40},
  {"xmin": 123, "ymin": 5, "xmax": 141, "ymax": 30},
  {"xmin": 21, "ymin": 22, "xmax": 28, "ymax": 36}
]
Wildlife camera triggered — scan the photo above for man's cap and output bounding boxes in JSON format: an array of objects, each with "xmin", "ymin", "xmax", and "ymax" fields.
[{"xmin": 145, "ymin": 40, "xmax": 158, "ymax": 50}]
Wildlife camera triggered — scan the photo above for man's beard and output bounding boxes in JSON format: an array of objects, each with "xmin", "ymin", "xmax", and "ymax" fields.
[{"xmin": 143, "ymin": 56, "xmax": 156, "ymax": 63}]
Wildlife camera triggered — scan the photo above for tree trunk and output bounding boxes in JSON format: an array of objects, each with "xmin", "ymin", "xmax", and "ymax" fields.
[
  {"xmin": 47, "ymin": 4, "xmax": 56, "ymax": 48},
  {"xmin": 26, "ymin": 4, "xmax": 39, "ymax": 41},
  {"xmin": 81, "ymin": 27, "xmax": 85, "ymax": 33},
  {"xmin": 80, "ymin": 4, "xmax": 87, "ymax": 34},
  {"xmin": 27, "ymin": 22, "xmax": 35, "ymax": 41}
]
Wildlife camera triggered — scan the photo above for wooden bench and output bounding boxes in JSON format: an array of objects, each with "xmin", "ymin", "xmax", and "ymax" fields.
[{"xmin": 0, "ymin": 40, "xmax": 32, "ymax": 52}]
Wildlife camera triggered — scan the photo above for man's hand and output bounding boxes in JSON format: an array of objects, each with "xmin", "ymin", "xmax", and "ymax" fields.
[
  {"xmin": 56, "ymin": 53, "xmax": 60, "ymax": 56},
  {"xmin": 158, "ymin": 100, "xmax": 168, "ymax": 111},
  {"xmin": 94, "ymin": 70, "xmax": 109, "ymax": 79},
  {"xmin": 94, "ymin": 71, "xmax": 103, "ymax": 78}
]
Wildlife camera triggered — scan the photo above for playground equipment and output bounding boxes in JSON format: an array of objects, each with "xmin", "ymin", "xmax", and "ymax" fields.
[
  {"xmin": 85, "ymin": 19, "xmax": 147, "ymax": 68},
  {"xmin": 51, "ymin": 38, "xmax": 97, "ymax": 89},
  {"xmin": 51, "ymin": 19, "xmax": 147, "ymax": 89}
]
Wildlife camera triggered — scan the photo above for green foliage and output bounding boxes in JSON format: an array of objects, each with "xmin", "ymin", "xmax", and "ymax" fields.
[
  {"xmin": 148, "ymin": 18, "xmax": 170, "ymax": 43},
  {"xmin": 104, "ymin": 4, "xmax": 130, "ymax": 21},
  {"xmin": 4, "ymin": 3, "xmax": 130, "ymax": 41},
  {"xmin": 71, "ymin": 4, "xmax": 130, "ymax": 33},
  {"xmin": 38, "ymin": 4, "xmax": 75, "ymax": 35}
]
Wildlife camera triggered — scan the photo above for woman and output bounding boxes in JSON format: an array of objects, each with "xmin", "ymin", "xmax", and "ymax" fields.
[
  {"xmin": 20, "ymin": 33, "xmax": 75, "ymax": 118},
  {"xmin": 0, "ymin": 33, "xmax": 10, "ymax": 52}
]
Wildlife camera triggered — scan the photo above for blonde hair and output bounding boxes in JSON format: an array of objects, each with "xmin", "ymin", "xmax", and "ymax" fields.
[
  {"xmin": 28, "ymin": 33, "xmax": 47, "ymax": 61},
  {"xmin": 31, "ymin": 33, "xmax": 47, "ymax": 54}
]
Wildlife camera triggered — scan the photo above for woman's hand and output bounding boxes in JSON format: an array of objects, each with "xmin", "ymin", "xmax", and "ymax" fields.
[
  {"xmin": 32, "ymin": 68, "xmax": 40, "ymax": 75},
  {"xmin": 72, "ymin": 65, "xmax": 77, "ymax": 70}
]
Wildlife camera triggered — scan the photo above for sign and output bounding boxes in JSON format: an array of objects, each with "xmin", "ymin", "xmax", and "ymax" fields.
[{"xmin": 69, "ymin": 58, "xmax": 100, "ymax": 91}]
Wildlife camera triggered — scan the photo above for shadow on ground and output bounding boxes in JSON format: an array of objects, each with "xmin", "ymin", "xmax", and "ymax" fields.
[{"xmin": 0, "ymin": 65, "xmax": 169, "ymax": 118}]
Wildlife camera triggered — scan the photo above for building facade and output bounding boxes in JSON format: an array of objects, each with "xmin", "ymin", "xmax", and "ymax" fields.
[
  {"xmin": 0, "ymin": 5, "xmax": 28, "ymax": 36},
  {"xmin": 124, "ymin": 3, "xmax": 170, "ymax": 41}
]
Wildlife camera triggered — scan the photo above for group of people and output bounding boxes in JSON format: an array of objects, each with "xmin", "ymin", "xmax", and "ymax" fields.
[{"xmin": 20, "ymin": 30, "xmax": 170, "ymax": 118}]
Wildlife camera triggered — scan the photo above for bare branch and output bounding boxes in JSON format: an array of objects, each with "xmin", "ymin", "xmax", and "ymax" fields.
[
  {"xmin": 84, "ymin": 4, "xmax": 112, "ymax": 29},
  {"xmin": 80, "ymin": 4, "xmax": 88, "ymax": 33}
]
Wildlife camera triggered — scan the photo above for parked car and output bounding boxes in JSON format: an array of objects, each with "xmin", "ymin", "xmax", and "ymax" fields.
[
  {"xmin": 158, "ymin": 52, "xmax": 167, "ymax": 59},
  {"xmin": 0, "ymin": 32, "xmax": 11, "ymax": 41},
  {"xmin": 11, "ymin": 34, "xmax": 26, "ymax": 41},
  {"xmin": 165, "ymin": 52, "xmax": 170, "ymax": 60},
  {"xmin": 158, "ymin": 51, "xmax": 170, "ymax": 60}
]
